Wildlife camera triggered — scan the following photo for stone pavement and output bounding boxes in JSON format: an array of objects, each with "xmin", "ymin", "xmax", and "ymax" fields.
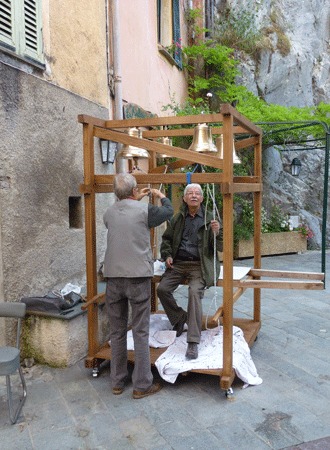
[{"xmin": 0, "ymin": 251, "xmax": 329, "ymax": 450}]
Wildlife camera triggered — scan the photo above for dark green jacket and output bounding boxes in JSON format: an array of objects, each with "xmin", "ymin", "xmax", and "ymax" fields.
[{"xmin": 160, "ymin": 203, "xmax": 223, "ymax": 287}]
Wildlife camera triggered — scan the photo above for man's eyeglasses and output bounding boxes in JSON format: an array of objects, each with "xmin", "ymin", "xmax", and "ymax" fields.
[{"xmin": 186, "ymin": 191, "xmax": 202, "ymax": 196}]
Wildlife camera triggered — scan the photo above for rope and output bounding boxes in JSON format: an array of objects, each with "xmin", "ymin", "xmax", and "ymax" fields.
[
  {"xmin": 159, "ymin": 164, "xmax": 168, "ymax": 193},
  {"xmin": 204, "ymin": 182, "xmax": 221, "ymax": 331}
]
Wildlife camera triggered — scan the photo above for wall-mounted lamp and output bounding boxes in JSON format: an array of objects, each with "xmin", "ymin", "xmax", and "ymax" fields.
[
  {"xmin": 100, "ymin": 139, "xmax": 117, "ymax": 164},
  {"xmin": 290, "ymin": 157, "xmax": 302, "ymax": 176}
]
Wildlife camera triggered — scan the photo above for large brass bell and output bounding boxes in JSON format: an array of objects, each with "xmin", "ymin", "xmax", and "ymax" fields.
[
  {"xmin": 157, "ymin": 136, "xmax": 173, "ymax": 159},
  {"xmin": 188, "ymin": 123, "xmax": 217, "ymax": 153},
  {"xmin": 216, "ymin": 135, "xmax": 241, "ymax": 164},
  {"xmin": 116, "ymin": 127, "xmax": 150, "ymax": 160}
]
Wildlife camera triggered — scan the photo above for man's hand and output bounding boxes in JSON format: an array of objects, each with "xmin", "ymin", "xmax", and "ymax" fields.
[
  {"xmin": 210, "ymin": 220, "xmax": 220, "ymax": 235},
  {"xmin": 137, "ymin": 187, "xmax": 150, "ymax": 200},
  {"xmin": 150, "ymin": 188, "xmax": 165, "ymax": 199},
  {"xmin": 165, "ymin": 256, "xmax": 173, "ymax": 269},
  {"xmin": 137, "ymin": 187, "xmax": 165, "ymax": 200}
]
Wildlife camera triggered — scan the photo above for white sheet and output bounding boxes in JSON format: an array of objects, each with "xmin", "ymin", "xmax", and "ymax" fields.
[
  {"xmin": 154, "ymin": 322, "xmax": 263, "ymax": 387},
  {"xmin": 126, "ymin": 314, "xmax": 177, "ymax": 349},
  {"xmin": 126, "ymin": 314, "xmax": 262, "ymax": 387},
  {"xmin": 153, "ymin": 260, "xmax": 251, "ymax": 280}
]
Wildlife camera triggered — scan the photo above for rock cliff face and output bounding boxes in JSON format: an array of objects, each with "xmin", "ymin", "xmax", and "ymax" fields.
[
  {"xmin": 217, "ymin": 0, "xmax": 330, "ymax": 249},
  {"xmin": 230, "ymin": 0, "xmax": 330, "ymax": 107}
]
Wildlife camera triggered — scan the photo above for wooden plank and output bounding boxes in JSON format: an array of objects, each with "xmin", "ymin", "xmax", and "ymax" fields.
[
  {"xmin": 249, "ymin": 269, "xmax": 325, "ymax": 280},
  {"xmin": 230, "ymin": 183, "xmax": 262, "ymax": 193},
  {"xmin": 238, "ymin": 279, "xmax": 324, "ymax": 290},
  {"xmin": 94, "ymin": 127, "xmax": 224, "ymax": 169},
  {"xmin": 212, "ymin": 126, "xmax": 247, "ymax": 135},
  {"xmin": 82, "ymin": 122, "xmax": 99, "ymax": 360},
  {"xmin": 142, "ymin": 128, "xmax": 195, "ymax": 138},
  {"xmin": 104, "ymin": 112, "xmax": 225, "ymax": 129},
  {"xmin": 142, "ymin": 125, "xmax": 248, "ymax": 139},
  {"xmin": 81, "ymin": 293, "xmax": 105, "ymax": 310},
  {"xmin": 81, "ymin": 179, "xmax": 262, "ymax": 194},
  {"xmin": 94, "ymin": 173, "xmax": 225, "ymax": 185},
  {"xmin": 77, "ymin": 114, "xmax": 107, "ymax": 127},
  {"xmin": 234, "ymin": 176, "xmax": 260, "ymax": 183},
  {"xmin": 220, "ymin": 104, "xmax": 263, "ymax": 135},
  {"xmin": 253, "ymin": 136, "xmax": 263, "ymax": 322},
  {"xmin": 235, "ymin": 136, "xmax": 259, "ymax": 150},
  {"xmin": 221, "ymin": 112, "xmax": 235, "ymax": 386}
]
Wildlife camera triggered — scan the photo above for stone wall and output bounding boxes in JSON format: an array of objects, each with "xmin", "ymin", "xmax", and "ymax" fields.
[
  {"xmin": 22, "ymin": 303, "xmax": 110, "ymax": 367},
  {"xmin": 0, "ymin": 63, "xmax": 111, "ymax": 305}
]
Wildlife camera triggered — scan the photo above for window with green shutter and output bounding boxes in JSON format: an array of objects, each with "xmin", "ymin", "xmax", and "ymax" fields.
[
  {"xmin": 157, "ymin": 0, "xmax": 182, "ymax": 69},
  {"xmin": 0, "ymin": 0, "xmax": 43, "ymax": 64}
]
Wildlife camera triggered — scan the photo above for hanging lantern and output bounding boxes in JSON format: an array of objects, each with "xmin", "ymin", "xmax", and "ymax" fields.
[
  {"xmin": 216, "ymin": 135, "xmax": 241, "ymax": 164},
  {"xmin": 291, "ymin": 157, "xmax": 302, "ymax": 176},
  {"xmin": 116, "ymin": 127, "xmax": 150, "ymax": 160},
  {"xmin": 188, "ymin": 123, "xmax": 217, "ymax": 153}
]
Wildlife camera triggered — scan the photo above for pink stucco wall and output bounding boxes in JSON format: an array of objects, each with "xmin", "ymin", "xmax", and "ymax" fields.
[{"xmin": 117, "ymin": 0, "xmax": 188, "ymax": 116}]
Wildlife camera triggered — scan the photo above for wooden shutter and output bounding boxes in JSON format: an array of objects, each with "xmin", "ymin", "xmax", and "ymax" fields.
[
  {"xmin": 23, "ymin": 0, "xmax": 41, "ymax": 60},
  {"xmin": 0, "ymin": 0, "xmax": 42, "ymax": 63},
  {"xmin": 0, "ymin": 0, "xmax": 16, "ymax": 48}
]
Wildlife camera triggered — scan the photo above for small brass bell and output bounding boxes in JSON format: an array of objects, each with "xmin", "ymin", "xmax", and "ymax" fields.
[
  {"xmin": 116, "ymin": 127, "xmax": 150, "ymax": 160},
  {"xmin": 216, "ymin": 135, "xmax": 241, "ymax": 164},
  {"xmin": 232, "ymin": 141, "xmax": 241, "ymax": 164},
  {"xmin": 216, "ymin": 135, "xmax": 224, "ymax": 159},
  {"xmin": 188, "ymin": 123, "xmax": 217, "ymax": 153},
  {"xmin": 157, "ymin": 136, "xmax": 173, "ymax": 159}
]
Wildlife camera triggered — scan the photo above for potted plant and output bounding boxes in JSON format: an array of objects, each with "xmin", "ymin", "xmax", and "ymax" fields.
[{"xmin": 233, "ymin": 199, "xmax": 309, "ymax": 258}]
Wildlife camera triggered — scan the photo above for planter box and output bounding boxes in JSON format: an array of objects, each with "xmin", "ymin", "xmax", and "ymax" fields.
[{"xmin": 234, "ymin": 231, "xmax": 307, "ymax": 259}]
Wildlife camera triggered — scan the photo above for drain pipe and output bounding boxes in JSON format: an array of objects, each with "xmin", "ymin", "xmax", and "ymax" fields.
[{"xmin": 111, "ymin": 0, "xmax": 125, "ymax": 173}]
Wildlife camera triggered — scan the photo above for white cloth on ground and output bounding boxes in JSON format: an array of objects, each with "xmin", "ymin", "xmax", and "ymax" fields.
[
  {"xmin": 154, "ymin": 322, "xmax": 263, "ymax": 386},
  {"xmin": 126, "ymin": 314, "xmax": 176, "ymax": 350}
]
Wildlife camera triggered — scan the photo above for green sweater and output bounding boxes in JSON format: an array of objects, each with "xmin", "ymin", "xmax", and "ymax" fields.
[{"xmin": 160, "ymin": 204, "xmax": 223, "ymax": 287}]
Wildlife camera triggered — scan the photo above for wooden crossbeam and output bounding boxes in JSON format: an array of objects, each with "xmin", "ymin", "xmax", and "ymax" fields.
[
  {"xmin": 237, "ymin": 279, "xmax": 324, "ymax": 290},
  {"xmin": 249, "ymin": 269, "xmax": 324, "ymax": 280},
  {"xmin": 207, "ymin": 269, "xmax": 324, "ymax": 325}
]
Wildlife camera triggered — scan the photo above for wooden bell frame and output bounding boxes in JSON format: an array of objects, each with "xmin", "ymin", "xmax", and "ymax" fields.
[{"xmin": 78, "ymin": 104, "xmax": 324, "ymax": 391}]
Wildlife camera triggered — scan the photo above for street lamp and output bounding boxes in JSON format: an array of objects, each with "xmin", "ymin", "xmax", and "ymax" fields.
[
  {"xmin": 100, "ymin": 139, "xmax": 117, "ymax": 164},
  {"xmin": 290, "ymin": 157, "xmax": 302, "ymax": 176}
]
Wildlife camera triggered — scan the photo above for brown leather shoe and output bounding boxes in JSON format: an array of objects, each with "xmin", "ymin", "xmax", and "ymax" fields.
[
  {"xmin": 112, "ymin": 386, "xmax": 124, "ymax": 395},
  {"xmin": 185, "ymin": 342, "xmax": 198, "ymax": 360},
  {"xmin": 132, "ymin": 382, "xmax": 163, "ymax": 399}
]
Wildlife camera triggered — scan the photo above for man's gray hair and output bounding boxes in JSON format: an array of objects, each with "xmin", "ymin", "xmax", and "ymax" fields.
[
  {"xmin": 184, "ymin": 183, "xmax": 203, "ymax": 197},
  {"xmin": 114, "ymin": 173, "xmax": 137, "ymax": 200}
]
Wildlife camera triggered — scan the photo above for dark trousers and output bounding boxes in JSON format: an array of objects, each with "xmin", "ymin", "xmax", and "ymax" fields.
[
  {"xmin": 157, "ymin": 261, "xmax": 205, "ymax": 343},
  {"xmin": 106, "ymin": 277, "xmax": 153, "ymax": 391}
]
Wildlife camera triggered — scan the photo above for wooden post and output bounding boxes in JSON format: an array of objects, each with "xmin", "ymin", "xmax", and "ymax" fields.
[
  {"xmin": 221, "ymin": 112, "xmax": 235, "ymax": 389},
  {"xmin": 82, "ymin": 122, "xmax": 99, "ymax": 367},
  {"xmin": 253, "ymin": 135, "xmax": 262, "ymax": 322}
]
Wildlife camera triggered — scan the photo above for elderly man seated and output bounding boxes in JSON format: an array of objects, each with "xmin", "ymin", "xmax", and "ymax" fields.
[{"xmin": 157, "ymin": 183, "xmax": 223, "ymax": 360}]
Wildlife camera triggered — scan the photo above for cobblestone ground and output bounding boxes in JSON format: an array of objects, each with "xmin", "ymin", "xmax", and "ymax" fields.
[{"xmin": 0, "ymin": 251, "xmax": 329, "ymax": 450}]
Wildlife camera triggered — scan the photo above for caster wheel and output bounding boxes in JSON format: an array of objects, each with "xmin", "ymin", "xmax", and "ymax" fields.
[
  {"xmin": 92, "ymin": 368, "xmax": 100, "ymax": 378},
  {"xmin": 225, "ymin": 387, "xmax": 234, "ymax": 399}
]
